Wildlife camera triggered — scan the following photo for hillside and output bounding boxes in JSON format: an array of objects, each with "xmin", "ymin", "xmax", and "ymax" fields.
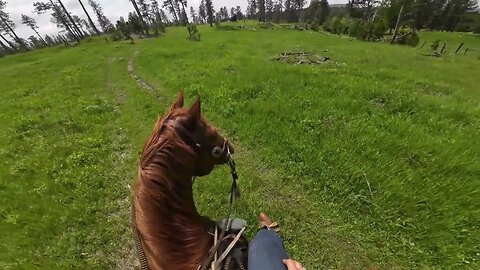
[{"xmin": 0, "ymin": 24, "xmax": 479, "ymax": 269}]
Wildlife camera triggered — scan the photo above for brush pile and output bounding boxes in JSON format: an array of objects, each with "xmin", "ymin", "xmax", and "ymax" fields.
[{"xmin": 272, "ymin": 51, "xmax": 330, "ymax": 65}]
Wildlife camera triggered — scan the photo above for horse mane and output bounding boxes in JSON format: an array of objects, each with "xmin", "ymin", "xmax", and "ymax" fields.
[{"xmin": 133, "ymin": 112, "xmax": 212, "ymax": 270}]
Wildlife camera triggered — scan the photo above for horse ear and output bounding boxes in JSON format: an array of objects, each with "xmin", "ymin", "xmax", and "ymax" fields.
[
  {"xmin": 188, "ymin": 97, "xmax": 201, "ymax": 120},
  {"xmin": 171, "ymin": 91, "xmax": 184, "ymax": 109}
]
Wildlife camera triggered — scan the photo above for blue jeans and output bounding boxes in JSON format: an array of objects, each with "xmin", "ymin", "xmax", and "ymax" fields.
[{"xmin": 248, "ymin": 229, "xmax": 289, "ymax": 270}]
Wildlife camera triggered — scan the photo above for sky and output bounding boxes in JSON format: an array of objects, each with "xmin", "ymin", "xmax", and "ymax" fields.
[{"xmin": 2, "ymin": 0, "xmax": 347, "ymax": 40}]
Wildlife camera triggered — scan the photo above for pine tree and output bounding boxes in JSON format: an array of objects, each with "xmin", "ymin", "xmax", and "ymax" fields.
[
  {"xmin": 347, "ymin": 0, "xmax": 375, "ymax": 19},
  {"xmin": 128, "ymin": 11, "xmax": 144, "ymax": 34},
  {"xmin": 258, "ymin": 0, "xmax": 266, "ymax": 21},
  {"xmin": 293, "ymin": 0, "xmax": 306, "ymax": 22},
  {"xmin": 177, "ymin": 0, "xmax": 189, "ymax": 25},
  {"xmin": 21, "ymin": 14, "xmax": 47, "ymax": 45},
  {"xmin": 1, "ymin": 1, "xmax": 29, "ymax": 50},
  {"xmin": 440, "ymin": 0, "xmax": 478, "ymax": 31},
  {"xmin": 28, "ymin": 35, "xmax": 43, "ymax": 48},
  {"xmin": 272, "ymin": 0, "xmax": 283, "ymax": 23},
  {"xmin": 0, "ymin": 32, "xmax": 16, "ymax": 51},
  {"xmin": 150, "ymin": 0, "xmax": 166, "ymax": 32},
  {"xmin": 284, "ymin": 0, "xmax": 292, "ymax": 21},
  {"xmin": 218, "ymin": 6, "xmax": 229, "ymax": 21},
  {"xmin": 235, "ymin": 6, "xmax": 244, "ymax": 20},
  {"xmin": 159, "ymin": 9, "xmax": 169, "ymax": 24},
  {"xmin": 247, "ymin": 0, "xmax": 257, "ymax": 19},
  {"xmin": 199, "ymin": 0, "xmax": 207, "ymax": 23},
  {"xmin": 150, "ymin": 0, "xmax": 161, "ymax": 23},
  {"xmin": 88, "ymin": 0, "xmax": 114, "ymax": 33},
  {"xmin": 163, "ymin": 0, "xmax": 179, "ymax": 24},
  {"xmin": 34, "ymin": 1, "xmax": 80, "ymax": 42},
  {"xmin": 137, "ymin": 0, "xmax": 152, "ymax": 24},
  {"xmin": 44, "ymin": 34, "xmax": 54, "ymax": 45},
  {"xmin": 77, "ymin": 0, "xmax": 100, "ymax": 35},
  {"xmin": 304, "ymin": 0, "xmax": 329, "ymax": 25},
  {"xmin": 72, "ymin": 15, "xmax": 88, "ymax": 36},
  {"xmin": 0, "ymin": 34, "xmax": 11, "ymax": 51},
  {"xmin": 190, "ymin": 7, "xmax": 198, "ymax": 24},
  {"xmin": 205, "ymin": 0, "xmax": 215, "ymax": 26},
  {"xmin": 318, "ymin": 0, "xmax": 329, "ymax": 25},
  {"xmin": 129, "ymin": 0, "xmax": 148, "ymax": 33},
  {"xmin": 266, "ymin": 0, "xmax": 274, "ymax": 21},
  {"xmin": 57, "ymin": 0, "xmax": 84, "ymax": 38}
]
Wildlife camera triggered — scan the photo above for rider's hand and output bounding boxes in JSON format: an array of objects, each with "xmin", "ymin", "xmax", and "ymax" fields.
[{"xmin": 282, "ymin": 259, "xmax": 305, "ymax": 270}]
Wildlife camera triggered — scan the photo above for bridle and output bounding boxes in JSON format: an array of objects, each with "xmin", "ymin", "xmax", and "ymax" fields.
[
  {"xmin": 132, "ymin": 115, "xmax": 244, "ymax": 270},
  {"xmin": 169, "ymin": 118, "xmax": 246, "ymax": 270},
  {"xmin": 172, "ymin": 120, "xmax": 240, "ymax": 209},
  {"xmin": 168, "ymin": 118, "xmax": 231, "ymax": 162}
]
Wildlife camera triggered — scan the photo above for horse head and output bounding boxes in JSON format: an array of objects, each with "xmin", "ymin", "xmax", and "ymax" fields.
[
  {"xmin": 167, "ymin": 91, "xmax": 234, "ymax": 176},
  {"xmin": 134, "ymin": 91, "xmax": 242, "ymax": 270}
]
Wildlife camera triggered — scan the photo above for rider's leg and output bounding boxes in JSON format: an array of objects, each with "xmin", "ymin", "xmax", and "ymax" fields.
[{"xmin": 248, "ymin": 213, "xmax": 288, "ymax": 270}]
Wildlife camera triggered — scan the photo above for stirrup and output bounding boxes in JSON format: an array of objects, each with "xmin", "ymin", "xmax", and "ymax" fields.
[{"xmin": 259, "ymin": 221, "xmax": 280, "ymax": 232}]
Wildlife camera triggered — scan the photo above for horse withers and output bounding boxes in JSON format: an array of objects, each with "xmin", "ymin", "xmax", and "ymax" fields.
[{"xmin": 132, "ymin": 92, "xmax": 247, "ymax": 270}]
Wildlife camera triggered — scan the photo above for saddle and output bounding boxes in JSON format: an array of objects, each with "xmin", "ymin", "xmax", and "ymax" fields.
[
  {"xmin": 208, "ymin": 216, "xmax": 280, "ymax": 270},
  {"xmin": 200, "ymin": 218, "xmax": 249, "ymax": 270}
]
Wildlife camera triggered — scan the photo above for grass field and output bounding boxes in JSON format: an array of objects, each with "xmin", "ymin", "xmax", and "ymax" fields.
[{"xmin": 0, "ymin": 23, "xmax": 479, "ymax": 269}]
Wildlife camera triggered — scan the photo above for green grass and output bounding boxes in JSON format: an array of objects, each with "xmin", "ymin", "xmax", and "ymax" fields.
[{"xmin": 0, "ymin": 24, "xmax": 479, "ymax": 269}]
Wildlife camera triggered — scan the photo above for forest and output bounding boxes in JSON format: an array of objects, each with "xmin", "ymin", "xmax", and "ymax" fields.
[{"xmin": 1, "ymin": 0, "xmax": 479, "ymax": 55}]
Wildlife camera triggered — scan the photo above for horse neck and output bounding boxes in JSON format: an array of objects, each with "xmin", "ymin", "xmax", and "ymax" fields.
[{"xmin": 135, "ymin": 137, "xmax": 212, "ymax": 269}]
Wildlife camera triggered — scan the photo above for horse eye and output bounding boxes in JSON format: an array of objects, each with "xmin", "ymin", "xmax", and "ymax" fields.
[{"xmin": 212, "ymin": 147, "xmax": 223, "ymax": 158}]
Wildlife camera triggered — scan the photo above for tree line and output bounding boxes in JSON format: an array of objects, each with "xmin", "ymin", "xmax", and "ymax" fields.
[
  {"xmin": 1, "ymin": 0, "xmax": 114, "ymax": 54},
  {"xmin": 242, "ymin": 0, "xmax": 478, "ymax": 44},
  {"xmin": 0, "ymin": 0, "xmax": 214, "ymax": 55},
  {"xmin": 243, "ymin": 0, "xmax": 478, "ymax": 32},
  {"xmin": 1, "ymin": 0, "xmax": 479, "ymax": 56},
  {"xmin": 345, "ymin": 0, "xmax": 479, "ymax": 32}
]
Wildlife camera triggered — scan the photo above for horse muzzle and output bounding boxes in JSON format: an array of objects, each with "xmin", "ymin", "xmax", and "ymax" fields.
[{"xmin": 212, "ymin": 139, "xmax": 234, "ymax": 164}]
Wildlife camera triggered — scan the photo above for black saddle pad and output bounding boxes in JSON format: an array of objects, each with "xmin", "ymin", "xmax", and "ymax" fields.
[{"xmin": 216, "ymin": 218, "xmax": 249, "ymax": 270}]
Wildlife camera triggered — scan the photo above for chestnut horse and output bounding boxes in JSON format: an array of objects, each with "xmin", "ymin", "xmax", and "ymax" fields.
[{"xmin": 132, "ymin": 92, "xmax": 236, "ymax": 270}]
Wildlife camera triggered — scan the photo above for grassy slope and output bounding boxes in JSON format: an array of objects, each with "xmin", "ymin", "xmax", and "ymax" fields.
[
  {"xmin": 0, "ymin": 41, "xmax": 141, "ymax": 269},
  {"xmin": 0, "ymin": 25, "xmax": 479, "ymax": 269}
]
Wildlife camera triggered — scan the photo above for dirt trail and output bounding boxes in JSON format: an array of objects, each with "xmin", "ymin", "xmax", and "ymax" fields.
[
  {"xmin": 104, "ymin": 55, "xmax": 141, "ymax": 270},
  {"xmin": 128, "ymin": 51, "xmax": 156, "ymax": 92}
]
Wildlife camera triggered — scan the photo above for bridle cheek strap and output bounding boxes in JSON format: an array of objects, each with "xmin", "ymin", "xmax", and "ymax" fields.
[{"xmin": 169, "ymin": 120, "xmax": 229, "ymax": 159}]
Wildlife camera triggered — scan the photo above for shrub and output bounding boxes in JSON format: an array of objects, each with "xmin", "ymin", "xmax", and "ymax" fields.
[
  {"xmin": 110, "ymin": 29, "xmax": 125, "ymax": 41},
  {"xmin": 431, "ymin": 40, "xmax": 441, "ymax": 51},
  {"xmin": 474, "ymin": 24, "xmax": 480, "ymax": 34},
  {"xmin": 325, "ymin": 16, "xmax": 417, "ymax": 47},
  {"xmin": 259, "ymin": 22, "xmax": 274, "ymax": 29},
  {"xmin": 324, "ymin": 17, "xmax": 351, "ymax": 35},
  {"xmin": 152, "ymin": 21, "xmax": 166, "ymax": 35},
  {"xmin": 339, "ymin": 18, "xmax": 350, "ymax": 34},
  {"xmin": 396, "ymin": 31, "xmax": 420, "ymax": 47},
  {"xmin": 324, "ymin": 18, "xmax": 333, "ymax": 33},
  {"xmin": 187, "ymin": 24, "xmax": 201, "ymax": 41},
  {"xmin": 310, "ymin": 18, "xmax": 320, "ymax": 31},
  {"xmin": 349, "ymin": 19, "xmax": 366, "ymax": 39},
  {"xmin": 324, "ymin": 17, "xmax": 341, "ymax": 34},
  {"xmin": 369, "ymin": 19, "xmax": 388, "ymax": 41},
  {"xmin": 349, "ymin": 19, "xmax": 387, "ymax": 41},
  {"xmin": 323, "ymin": 17, "xmax": 333, "ymax": 32}
]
